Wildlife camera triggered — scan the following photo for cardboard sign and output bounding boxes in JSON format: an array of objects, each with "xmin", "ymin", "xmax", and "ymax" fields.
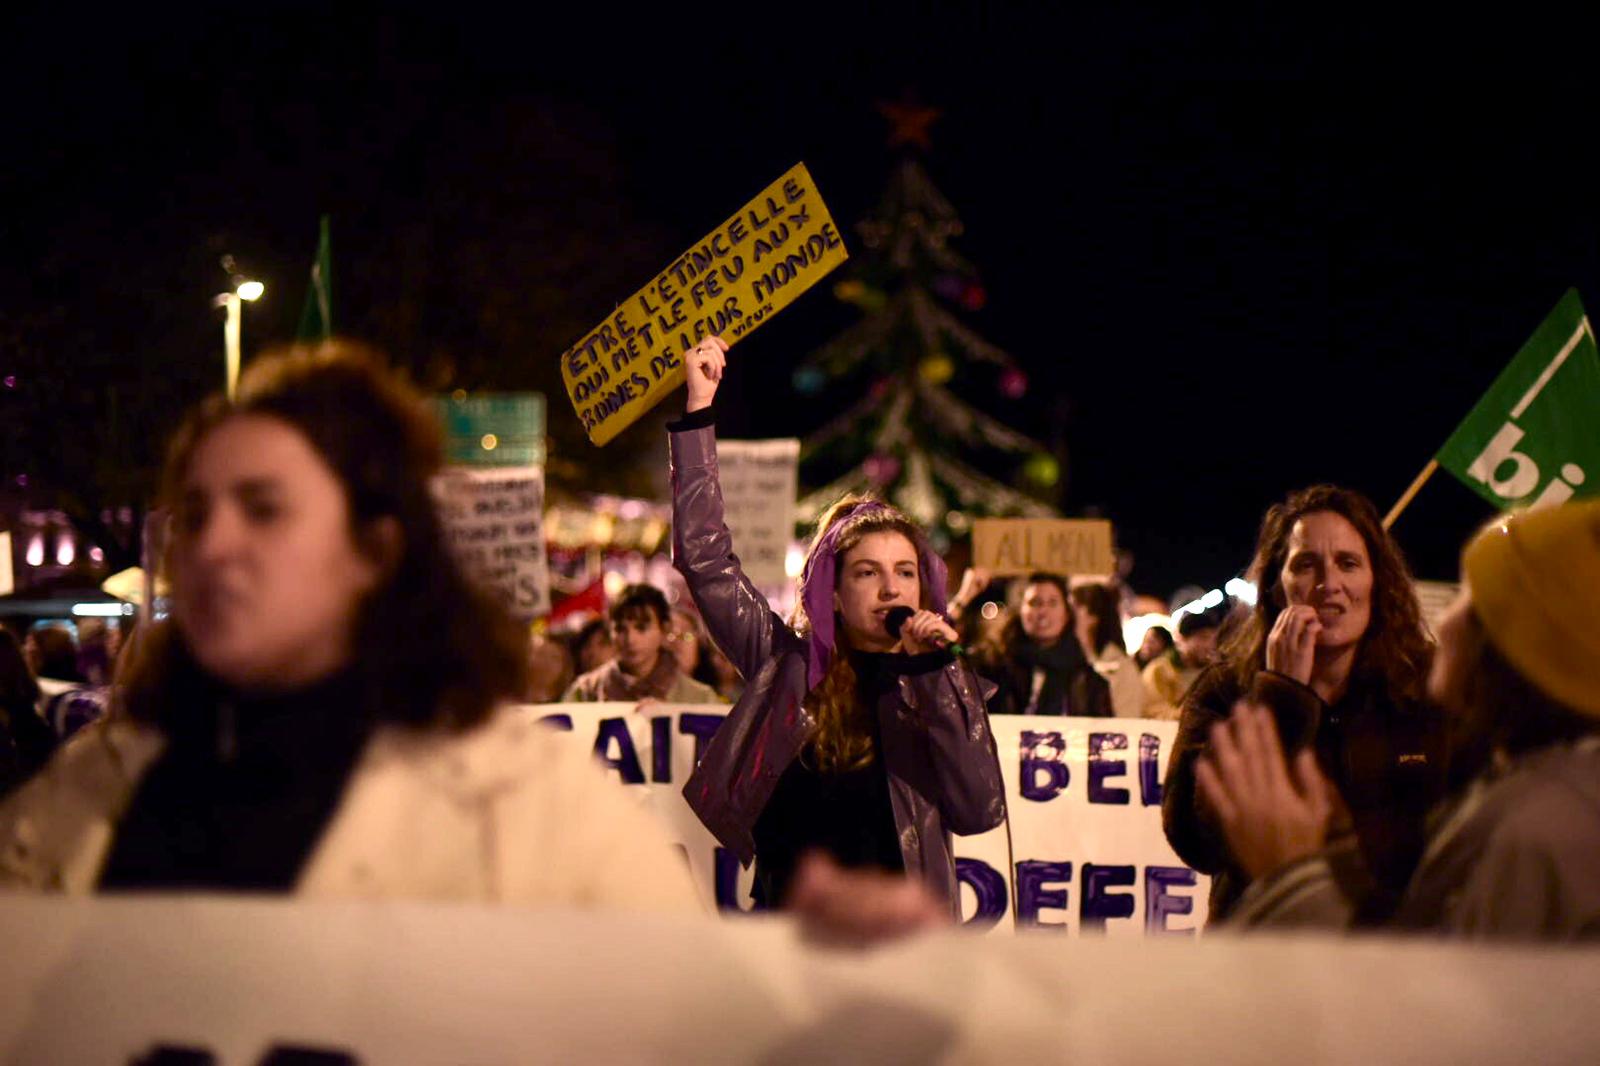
[
  {"xmin": 561, "ymin": 163, "xmax": 849, "ymax": 446},
  {"xmin": 715, "ymin": 438, "xmax": 800, "ymax": 589},
  {"xmin": 971, "ymin": 518, "xmax": 1115, "ymax": 577},
  {"xmin": 432, "ymin": 467, "xmax": 550, "ymax": 620}
]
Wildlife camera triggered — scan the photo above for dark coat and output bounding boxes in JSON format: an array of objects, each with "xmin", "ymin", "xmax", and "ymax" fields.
[
  {"xmin": 972, "ymin": 631, "xmax": 1114, "ymax": 718},
  {"xmin": 671, "ymin": 423, "xmax": 1007, "ymax": 913},
  {"xmin": 1163, "ymin": 666, "xmax": 1449, "ymax": 922}
]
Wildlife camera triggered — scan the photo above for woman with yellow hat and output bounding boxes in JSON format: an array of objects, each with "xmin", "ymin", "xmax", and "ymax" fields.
[{"xmin": 1199, "ymin": 500, "xmax": 1600, "ymax": 939}]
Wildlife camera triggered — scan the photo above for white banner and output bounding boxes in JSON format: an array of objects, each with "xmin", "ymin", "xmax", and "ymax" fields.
[
  {"xmin": 3, "ymin": 894, "xmax": 1596, "ymax": 1064},
  {"xmin": 534, "ymin": 705, "xmax": 1207, "ymax": 934},
  {"xmin": 714, "ymin": 439, "xmax": 799, "ymax": 590},
  {"xmin": 432, "ymin": 466, "xmax": 551, "ymax": 620}
]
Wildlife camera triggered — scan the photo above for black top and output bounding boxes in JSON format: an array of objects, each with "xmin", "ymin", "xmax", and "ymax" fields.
[
  {"xmin": 750, "ymin": 649, "xmax": 950, "ymax": 908},
  {"xmin": 99, "ymin": 669, "xmax": 374, "ymax": 892}
]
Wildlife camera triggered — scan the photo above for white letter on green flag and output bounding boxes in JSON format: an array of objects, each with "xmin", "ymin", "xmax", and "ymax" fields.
[{"xmin": 1436, "ymin": 289, "xmax": 1600, "ymax": 510}]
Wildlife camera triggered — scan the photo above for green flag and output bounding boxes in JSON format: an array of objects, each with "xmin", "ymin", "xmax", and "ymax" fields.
[
  {"xmin": 296, "ymin": 215, "xmax": 333, "ymax": 341},
  {"xmin": 1436, "ymin": 289, "xmax": 1600, "ymax": 510}
]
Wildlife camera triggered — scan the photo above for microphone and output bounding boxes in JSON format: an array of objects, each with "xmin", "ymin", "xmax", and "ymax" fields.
[{"xmin": 883, "ymin": 605, "xmax": 966, "ymax": 656}]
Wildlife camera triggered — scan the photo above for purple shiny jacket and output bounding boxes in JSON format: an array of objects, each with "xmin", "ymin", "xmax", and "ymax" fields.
[{"xmin": 672, "ymin": 424, "xmax": 1006, "ymax": 911}]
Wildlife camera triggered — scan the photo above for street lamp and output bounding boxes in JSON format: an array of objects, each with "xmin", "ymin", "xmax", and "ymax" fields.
[{"xmin": 214, "ymin": 259, "xmax": 265, "ymax": 400}]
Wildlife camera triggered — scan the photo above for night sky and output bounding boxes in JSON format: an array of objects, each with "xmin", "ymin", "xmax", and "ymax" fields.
[{"xmin": 7, "ymin": 12, "xmax": 1598, "ymax": 598}]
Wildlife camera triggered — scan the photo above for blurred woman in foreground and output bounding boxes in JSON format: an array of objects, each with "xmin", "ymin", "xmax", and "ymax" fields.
[
  {"xmin": 1205, "ymin": 500, "xmax": 1600, "ymax": 939},
  {"xmin": 0, "ymin": 342, "xmax": 695, "ymax": 910}
]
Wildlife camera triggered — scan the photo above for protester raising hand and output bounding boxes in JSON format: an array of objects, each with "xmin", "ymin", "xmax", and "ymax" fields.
[
  {"xmin": 684, "ymin": 336, "xmax": 729, "ymax": 412},
  {"xmin": 1195, "ymin": 701, "xmax": 1334, "ymax": 879},
  {"xmin": 1265, "ymin": 604, "xmax": 1322, "ymax": 685}
]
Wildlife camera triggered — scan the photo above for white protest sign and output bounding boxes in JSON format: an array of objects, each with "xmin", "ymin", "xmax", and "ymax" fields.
[
  {"xmin": 531, "ymin": 704, "xmax": 1206, "ymax": 934},
  {"xmin": 716, "ymin": 438, "xmax": 800, "ymax": 590},
  {"xmin": 1414, "ymin": 580, "xmax": 1460, "ymax": 639},
  {"xmin": 432, "ymin": 466, "xmax": 550, "ymax": 620}
]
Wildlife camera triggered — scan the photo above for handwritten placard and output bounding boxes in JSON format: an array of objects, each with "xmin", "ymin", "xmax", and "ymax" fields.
[
  {"xmin": 561, "ymin": 162, "xmax": 849, "ymax": 446},
  {"xmin": 972, "ymin": 518, "xmax": 1115, "ymax": 577},
  {"xmin": 433, "ymin": 466, "xmax": 550, "ymax": 620},
  {"xmin": 716, "ymin": 438, "xmax": 800, "ymax": 589}
]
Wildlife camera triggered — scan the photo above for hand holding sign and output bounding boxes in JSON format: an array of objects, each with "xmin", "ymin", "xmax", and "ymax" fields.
[{"xmin": 685, "ymin": 337, "xmax": 728, "ymax": 413}]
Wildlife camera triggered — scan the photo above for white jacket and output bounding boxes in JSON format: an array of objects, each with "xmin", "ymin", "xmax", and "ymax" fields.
[{"xmin": 0, "ymin": 706, "xmax": 702, "ymax": 913}]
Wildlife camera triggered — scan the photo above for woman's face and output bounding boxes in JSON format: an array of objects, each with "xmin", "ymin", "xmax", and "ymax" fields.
[
  {"xmin": 835, "ymin": 530, "xmax": 921, "ymax": 653},
  {"xmin": 1427, "ymin": 582, "xmax": 1475, "ymax": 713},
  {"xmin": 577, "ymin": 627, "xmax": 615, "ymax": 673},
  {"xmin": 171, "ymin": 415, "xmax": 383, "ymax": 691},
  {"xmin": 667, "ymin": 610, "xmax": 701, "ymax": 673},
  {"xmin": 1020, "ymin": 581, "xmax": 1069, "ymax": 645},
  {"xmin": 1277, "ymin": 510, "xmax": 1375, "ymax": 651}
]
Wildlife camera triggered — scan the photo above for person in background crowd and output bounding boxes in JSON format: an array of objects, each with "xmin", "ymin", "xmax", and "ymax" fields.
[
  {"xmin": 669, "ymin": 605, "xmax": 742, "ymax": 703},
  {"xmin": 667, "ymin": 606, "xmax": 705, "ymax": 676},
  {"xmin": 1072, "ymin": 581, "xmax": 1147, "ymax": 718},
  {"xmin": 0, "ymin": 630, "xmax": 53, "ymax": 798},
  {"xmin": 972, "ymin": 573, "xmax": 1113, "ymax": 717},
  {"xmin": 672, "ymin": 336, "xmax": 1005, "ymax": 914},
  {"xmin": 1163, "ymin": 484, "xmax": 1447, "ymax": 923},
  {"xmin": 1206, "ymin": 500, "xmax": 1600, "ymax": 940},
  {"xmin": 1136, "ymin": 622, "xmax": 1175, "ymax": 669},
  {"xmin": 1142, "ymin": 607, "xmax": 1223, "ymax": 718},
  {"xmin": 25, "ymin": 625, "xmax": 85, "ymax": 706},
  {"xmin": 525, "ymin": 628, "xmax": 574, "ymax": 703},
  {"xmin": 563, "ymin": 584, "xmax": 718, "ymax": 703},
  {"xmin": 700, "ymin": 642, "xmax": 744, "ymax": 703},
  {"xmin": 0, "ymin": 341, "xmax": 698, "ymax": 911},
  {"xmin": 570, "ymin": 616, "xmax": 615, "ymax": 676}
]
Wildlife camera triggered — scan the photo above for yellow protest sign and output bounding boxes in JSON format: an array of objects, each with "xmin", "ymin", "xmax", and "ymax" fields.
[
  {"xmin": 560, "ymin": 162, "xmax": 849, "ymax": 446},
  {"xmin": 972, "ymin": 518, "xmax": 1116, "ymax": 577}
]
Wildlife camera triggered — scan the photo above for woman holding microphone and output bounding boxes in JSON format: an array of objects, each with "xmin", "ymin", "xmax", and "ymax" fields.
[{"xmin": 671, "ymin": 337, "xmax": 1006, "ymax": 914}]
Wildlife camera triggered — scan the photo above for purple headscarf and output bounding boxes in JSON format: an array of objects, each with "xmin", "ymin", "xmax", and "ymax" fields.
[{"xmin": 798, "ymin": 501, "xmax": 949, "ymax": 691}]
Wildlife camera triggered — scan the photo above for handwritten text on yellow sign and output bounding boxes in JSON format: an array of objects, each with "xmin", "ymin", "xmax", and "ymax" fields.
[
  {"xmin": 972, "ymin": 518, "xmax": 1116, "ymax": 577},
  {"xmin": 560, "ymin": 162, "xmax": 848, "ymax": 446}
]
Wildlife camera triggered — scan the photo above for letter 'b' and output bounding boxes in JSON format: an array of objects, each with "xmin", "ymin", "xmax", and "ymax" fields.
[{"xmin": 1468, "ymin": 422, "xmax": 1541, "ymax": 500}]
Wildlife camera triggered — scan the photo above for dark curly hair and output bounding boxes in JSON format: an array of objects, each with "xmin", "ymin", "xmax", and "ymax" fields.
[
  {"xmin": 1218, "ymin": 484, "xmax": 1432, "ymax": 700},
  {"xmin": 119, "ymin": 340, "xmax": 527, "ymax": 732}
]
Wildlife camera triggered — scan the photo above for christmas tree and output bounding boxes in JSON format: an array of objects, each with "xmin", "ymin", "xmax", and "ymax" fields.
[{"xmin": 792, "ymin": 103, "xmax": 1061, "ymax": 548}]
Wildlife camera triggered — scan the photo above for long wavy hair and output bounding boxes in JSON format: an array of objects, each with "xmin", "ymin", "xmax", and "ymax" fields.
[
  {"xmin": 792, "ymin": 494, "xmax": 938, "ymax": 773},
  {"xmin": 118, "ymin": 340, "xmax": 527, "ymax": 732},
  {"xmin": 1218, "ymin": 484, "xmax": 1432, "ymax": 699}
]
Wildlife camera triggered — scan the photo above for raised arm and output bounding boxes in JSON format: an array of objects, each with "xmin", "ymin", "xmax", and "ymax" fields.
[{"xmin": 670, "ymin": 337, "xmax": 799, "ymax": 680}]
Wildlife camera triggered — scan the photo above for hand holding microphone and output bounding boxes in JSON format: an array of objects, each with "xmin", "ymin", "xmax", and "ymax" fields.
[{"xmin": 883, "ymin": 606, "xmax": 965, "ymax": 657}]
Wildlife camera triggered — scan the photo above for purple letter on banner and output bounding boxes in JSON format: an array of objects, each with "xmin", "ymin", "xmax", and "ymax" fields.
[
  {"xmin": 714, "ymin": 847, "xmax": 755, "ymax": 912},
  {"xmin": 1145, "ymin": 865, "xmax": 1197, "ymax": 935},
  {"xmin": 1140, "ymin": 733, "xmax": 1164, "ymax": 806},
  {"xmin": 1088, "ymin": 732, "xmax": 1130, "ymax": 804},
  {"xmin": 1015, "ymin": 860, "xmax": 1072, "ymax": 929},
  {"xmin": 1080, "ymin": 864, "xmax": 1136, "ymax": 932},
  {"xmin": 956, "ymin": 858, "xmax": 1008, "ymax": 930},
  {"xmin": 678, "ymin": 713, "xmax": 726, "ymax": 767},
  {"xmin": 593, "ymin": 718, "xmax": 646, "ymax": 784},
  {"xmin": 536, "ymin": 713, "xmax": 573, "ymax": 732},
  {"xmin": 650, "ymin": 716, "xmax": 672, "ymax": 782},
  {"xmin": 1020, "ymin": 731, "xmax": 1069, "ymax": 802}
]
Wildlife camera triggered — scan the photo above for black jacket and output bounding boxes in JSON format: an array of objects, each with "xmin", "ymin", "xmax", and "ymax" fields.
[
  {"xmin": 1163, "ymin": 666, "xmax": 1448, "ymax": 922},
  {"xmin": 974, "ymin": 634, "xmax": 1114, "ymax": 718}
]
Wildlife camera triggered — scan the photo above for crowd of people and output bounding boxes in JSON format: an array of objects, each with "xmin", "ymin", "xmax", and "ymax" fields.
[{"xmin": 0, "ymin": 334, "xmax": 1595, "ymax": 949}]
